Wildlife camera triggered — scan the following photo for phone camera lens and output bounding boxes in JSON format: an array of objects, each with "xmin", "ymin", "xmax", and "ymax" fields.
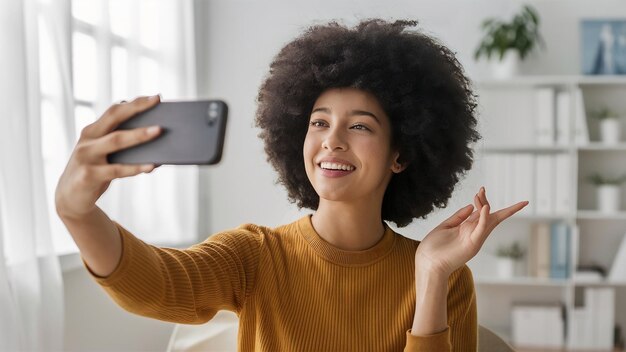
[{"xmin": 207, "ymin": 104, "xmax": 219, "ymax": 126}]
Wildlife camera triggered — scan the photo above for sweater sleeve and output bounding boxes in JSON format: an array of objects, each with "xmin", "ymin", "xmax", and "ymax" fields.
[
  {"xmin": 85, "ymin": 222, "xmax": 263, "ymax": 324},
  {"xmin": 404, "ymin": 265, "xmax": 477, "ymax": 352}
]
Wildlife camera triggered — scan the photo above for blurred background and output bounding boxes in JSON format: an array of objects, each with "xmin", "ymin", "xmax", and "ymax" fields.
[{"xmin": 2, "ymin": 0, "xmax": 626, "ymax": 350}]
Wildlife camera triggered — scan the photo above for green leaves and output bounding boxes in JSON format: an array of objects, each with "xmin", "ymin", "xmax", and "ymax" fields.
[
  {"xmin": 495, "ymin": 241, "xmax": 525, "ymax": 260},
  {"xmin": 474, "ymin": 5, "xmax": 544, "ymax": 61},
  {"xmin": 587, "ymin": 173, "xmax": 626, "ymax": 186}
]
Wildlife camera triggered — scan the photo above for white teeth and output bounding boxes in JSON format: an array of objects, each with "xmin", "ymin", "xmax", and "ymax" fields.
[{"xmin": 320, "ymin": 162, "xmax": 355, "ymax": 171}]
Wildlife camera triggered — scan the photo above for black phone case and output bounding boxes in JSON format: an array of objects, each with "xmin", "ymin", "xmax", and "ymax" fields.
[{"xmin": 107, "ymin": 100, "xmax": 228, "ymax": 165}]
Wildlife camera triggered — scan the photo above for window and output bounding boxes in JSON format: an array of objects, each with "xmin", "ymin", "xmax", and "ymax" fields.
[{"xmin": 38, "ymin": 0, "xmax": 198, "ymax": 254}]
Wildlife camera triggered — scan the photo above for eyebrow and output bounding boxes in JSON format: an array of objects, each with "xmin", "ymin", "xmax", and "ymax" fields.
[{"xmin": 311, "ymin": 107, "xmax": 381, "ymax": 125}]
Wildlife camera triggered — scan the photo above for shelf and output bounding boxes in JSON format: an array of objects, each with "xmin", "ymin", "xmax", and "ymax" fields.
[
  {"xmin": 479, "ymin": 145, "xmax": 570, "ymax": 153},
  {"xmin": 475, "ymin": 74, "xmax": 626, "ymax": 342},
  {"xmin": 571, "ymin": 280, "xmax": 626, "ymax": 287},
  {"xmin": 475, "ymin": 75, "xmax": 626, "ymax": 87},
  {"xmin": 479, "ymin": 143, "xmax": 626, "ymax": 153},
  {"xmin": 576, "ymin": 210, "xmax": 626, "ymax": 220},
  {"xmin": 475, "ymin": 276, "xmax": 570, "ymax": 287},
  {"xmin": 577, "ymin": 143, "xmax": 626, "ymax": 151},
  {"xmin": 476, "ymin": 277, "xmax": 626, "ymax": 287}
]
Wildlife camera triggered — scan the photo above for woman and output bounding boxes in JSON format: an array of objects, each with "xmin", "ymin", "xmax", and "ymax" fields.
[{"xmin": 55, "ymin": 19, "xmax": 527, "ymax": 351}]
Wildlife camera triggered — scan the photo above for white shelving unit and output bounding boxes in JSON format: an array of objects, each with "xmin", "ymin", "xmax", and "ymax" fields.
[{"xmin": 468, "ymin": 75, "xmax": 626, "ymax": 350}]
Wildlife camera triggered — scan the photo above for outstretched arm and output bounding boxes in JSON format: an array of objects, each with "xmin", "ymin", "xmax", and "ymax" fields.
[{"xmin": 55, "ymin": 95, "xmax": 162, "ymax": 277}]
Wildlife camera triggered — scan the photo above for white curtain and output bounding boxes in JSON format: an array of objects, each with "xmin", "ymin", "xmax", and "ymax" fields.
[
  {"xmin": 96, "ymin": 0, "xmax": 199, "ymax": 246},
  {"xmin": 0, "ymin": 0, "xmax": 64, "ymax": 350}
]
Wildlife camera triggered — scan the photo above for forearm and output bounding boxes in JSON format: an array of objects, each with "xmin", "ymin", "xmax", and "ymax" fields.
[
  {"xmin": 410, "ymin": 267, "xmax": 449, "ymax": 336},
  {"xmin": 58, "ymin": 206, "xmax": 122, "ymax": 277}
]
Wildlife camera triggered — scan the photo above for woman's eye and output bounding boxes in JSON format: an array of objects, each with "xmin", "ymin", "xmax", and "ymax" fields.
[
  {"xmin": 351, "ymin": 124, "xmax": 370, "ymax": 131},
  {"xmin": 309, "ymin": 120, "xmax": 327, "ymax": 127}
]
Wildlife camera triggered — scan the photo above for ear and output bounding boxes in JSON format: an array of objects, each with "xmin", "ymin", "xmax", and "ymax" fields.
[{"xmin": 391, "ymin": 152, "xmax": 407, "ymax": 174}]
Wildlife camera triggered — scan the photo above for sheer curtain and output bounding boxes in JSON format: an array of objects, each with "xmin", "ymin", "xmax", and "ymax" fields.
[
  {"xmin": 95, "ymin": 0, "xmax": 199, "ymax": 246},
  {"xmin": 0, "ymin": 0, "xmax": 64, "ymax": 350},
  {"xmin": 0, "ymin": 0, "xmax": 198, "ymax": 349}
]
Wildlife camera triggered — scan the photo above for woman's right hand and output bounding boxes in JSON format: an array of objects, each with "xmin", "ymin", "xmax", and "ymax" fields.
[{"xmin": 55, "ymin": 95, "xmax": 162, "ymax": 220}]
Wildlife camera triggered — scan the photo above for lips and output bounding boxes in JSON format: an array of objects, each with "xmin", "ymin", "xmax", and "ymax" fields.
[
  {"xmin": 320, "ymin": 161, "xmax": 355, "ymax": 171},
  {"xmin": 316, "ymin": 157, "xmax": 356, "ymax": 177}
]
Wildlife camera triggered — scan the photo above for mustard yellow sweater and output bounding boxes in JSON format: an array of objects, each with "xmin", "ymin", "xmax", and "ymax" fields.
[{"xmin": 91, "ymin": 215, "xmax": 477, "ymax": 351}]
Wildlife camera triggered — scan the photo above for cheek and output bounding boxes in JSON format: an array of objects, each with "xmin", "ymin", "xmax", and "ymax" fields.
[
  {"xmin": 303, "ymin": 134, "xmax": 316, "ymax": 170},
  {"xmin": 358, "ymin": 139, "xmax": 393, "ymax": 167}
]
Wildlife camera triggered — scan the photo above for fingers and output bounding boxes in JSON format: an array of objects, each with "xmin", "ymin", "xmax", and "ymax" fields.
[
  {"xmin": 467, "ymin": 192, "xmax": 483, "ymax": 222},
  {"xmin": 88, "ymin": 125, "xmax": 161, "ymax": 157},
  {"xmin": 470, "ymin": 203, "xmax": 491, "ymax": 245},
  {"xmin": 492, "ymin": 201, "xmax": 530, "ymax": 224},
  {"xmin": 478, "ymin": 186, "xmax": 490, "ymax": 207},
  {"xmin": 85, "ymin": 164, "xmax": 157, "ymax": 183},
  {"xmin": 439, "ymin": 204, "xmax": 474, "ymax": 229},
  {"xmin": 81, "ymin": 95, "xmax": 160, "ymax": 139}
]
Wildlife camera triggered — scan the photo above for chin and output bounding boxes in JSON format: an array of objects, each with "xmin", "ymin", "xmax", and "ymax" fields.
[{"xmin": 313, "ymin": 188, "xmax": 351, "ymax": 203}]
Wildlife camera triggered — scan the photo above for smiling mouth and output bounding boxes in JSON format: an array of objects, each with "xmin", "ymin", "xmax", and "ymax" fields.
[{"xmin": 319, "ymin": 162, "xmax": 355, "ymax": 171}]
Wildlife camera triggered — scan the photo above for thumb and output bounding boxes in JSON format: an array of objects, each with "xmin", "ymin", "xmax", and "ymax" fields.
[{"xmin": 439, "ymin": 204, "xmax": 474, "ymax": 229}]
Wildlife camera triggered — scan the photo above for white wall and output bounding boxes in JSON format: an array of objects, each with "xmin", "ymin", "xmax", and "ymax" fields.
[
  {"xmin": 64, "ymin": 1, "xmax": 626, "ymax": 350},
  {"xmin": 195, "ymin": 0, "xmax": 626, "ymax": 238}
]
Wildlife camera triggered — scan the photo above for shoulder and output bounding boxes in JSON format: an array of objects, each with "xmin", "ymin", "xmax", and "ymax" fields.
[{"xmin": 389, "ymin": 230, "xmax": 421, "ymax": 253}]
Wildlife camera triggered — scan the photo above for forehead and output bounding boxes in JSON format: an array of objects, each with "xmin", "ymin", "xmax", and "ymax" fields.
[{"xmin": 313, "ymin": 88, "xmax": 388, "ymax": 118}]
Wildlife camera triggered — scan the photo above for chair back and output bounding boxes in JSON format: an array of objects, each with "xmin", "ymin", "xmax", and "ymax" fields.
[{"xmin": 478, "ymin": 325, "xmax": 515, "ymax": 352}]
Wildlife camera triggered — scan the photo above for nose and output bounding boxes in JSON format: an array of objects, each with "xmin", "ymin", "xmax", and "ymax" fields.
[{"xmin": 322, "ymin": 127, "xmax": 348, "ymax": 151}]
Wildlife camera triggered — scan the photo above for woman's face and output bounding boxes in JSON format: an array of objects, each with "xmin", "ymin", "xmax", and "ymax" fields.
[{"xmin": 303, "ymin": 87, "xmax": 400, "ymax": 205}]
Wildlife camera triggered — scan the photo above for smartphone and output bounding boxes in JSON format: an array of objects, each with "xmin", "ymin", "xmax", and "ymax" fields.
[{"xmin": 107, "ymin": 100, "xmax": 228, "ymax": 165}]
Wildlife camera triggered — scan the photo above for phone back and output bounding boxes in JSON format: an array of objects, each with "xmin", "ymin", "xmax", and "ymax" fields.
[{"xmin": 107, "ymin": 100, "xmax": 228, "ymax": 165}]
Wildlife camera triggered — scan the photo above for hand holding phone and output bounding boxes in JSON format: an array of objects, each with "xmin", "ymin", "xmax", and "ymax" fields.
[
  {"xmin": 106, "ymin": 100, "xmax": 228, "ymax": 165},
  {"xmin": 56, "ymin": 95, "xmax": 164, "ymax": 220}
]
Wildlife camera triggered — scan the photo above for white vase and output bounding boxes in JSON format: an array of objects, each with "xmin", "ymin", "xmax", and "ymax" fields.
[
  {"xmin": 597, "ymin": 184, "xmax": 621, "ymax": 213},
  {"xmin": 491, "ymin": 51, "xmax": 520, "ymax": 79},
  {"xmin": 496, "ymin": 258, "xmax": 515, "ymax": 278},
  {"xmin": 599, "ymin": 118, "xmax": 621, "ymax": 144}
]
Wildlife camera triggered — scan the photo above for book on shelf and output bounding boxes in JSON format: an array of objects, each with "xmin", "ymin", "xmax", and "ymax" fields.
[
  {"xmin": 534, "ymin": 88, "xmax": 556, "ymax": 145},
  {"xmin": 528, "ymin": 222, "xmax": 571, "ymax": 279},
  {"xmin": 574, "ymin": 87, "xmax": 590, "ymax": 145},
  {"xmin": 550, "ymin": 222, "xmax": 570, "ymax": 279},
  {"xmin": 568, "ymin": 307, "xmax": 592, "ymax": 348},
  {"xmin": 608, "ymin": 233, "xmax": 626, "ymax": 282},
  {"xmin": 554, "ymin": 154, "xmax": 571, "ymax": 214},
  {"xmin": 512, "ymin": 302, "xmax": 564, "ymax": 348},
  {"xmin": 529, "ymin": 222, "xmax": 551, "ymax": 278},
  {"xmin": 535, "ymin": 154, "xmax": 555, "ymax": 215},
  {"xmin": 555, "ymin": 90, "xmax": 572, "ymax": 146},
  {"xmin": 481, "ymin": 152, "xmax": 570, "ymax": 216},
  {"xmin": 568, "ymin": 287, "xmax": 615, "ymax": 349},
  {"xmin": 513, "ymin": 154, "xmax": 534, "ymax": 215}
]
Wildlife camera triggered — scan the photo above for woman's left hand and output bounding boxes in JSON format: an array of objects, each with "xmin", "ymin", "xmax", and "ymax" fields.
[{"xmin": 414, "ymin": 187, "xmax": 529, "ymax": 277}]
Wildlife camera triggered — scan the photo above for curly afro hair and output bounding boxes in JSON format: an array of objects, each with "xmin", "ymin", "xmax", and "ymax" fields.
[{"xmin": 255, "ymin": 19, "xmax": 480, "ymax": 227}]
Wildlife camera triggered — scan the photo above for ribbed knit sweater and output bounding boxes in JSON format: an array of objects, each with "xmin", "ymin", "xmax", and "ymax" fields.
[{"xmin": 91, "ymin": 215, "xmax": 477, "ymax": 351}]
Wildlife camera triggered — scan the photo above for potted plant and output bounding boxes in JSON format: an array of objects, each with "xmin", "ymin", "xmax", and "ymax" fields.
[
  {"xmin": 474, "ymin": 5, "xmax": 544, "ymax": 79},
  {"xmin": 588, "ymin": 173, "xmax": 626, "ymax": 213},
  {"xmin": 495, "ymin": 241, "xmax": 525, "ymax": 278},
  {"xmin": 589, "ymin": 107, "xmax": 623, "ymax": 144}
]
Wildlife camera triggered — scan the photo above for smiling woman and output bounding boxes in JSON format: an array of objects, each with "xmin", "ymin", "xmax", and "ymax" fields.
[{"xmin": 56, "ymin": 18, "xmax": 527, "ymax": 352}]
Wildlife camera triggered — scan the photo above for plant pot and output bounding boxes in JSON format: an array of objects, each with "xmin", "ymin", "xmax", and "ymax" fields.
[
  {"xmin": 491, "ymin": 51, "xmax": 520, "ymax": 79},
  {"xmin": 497, "ymin": 258, "xmax": 514, "ymax": 278},
  {"xmin": 599, "ymin": 118, "xmax": 621, "ymax": 144},
  {"xmin": 597, "ymin": 184, "xmax": 621, "ymax": 213}
]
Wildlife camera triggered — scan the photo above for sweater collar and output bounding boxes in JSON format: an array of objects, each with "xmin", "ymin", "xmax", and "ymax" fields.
[{"xmin": 297, "ymin": 215, "xmax": 396, "ymax": 266}]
